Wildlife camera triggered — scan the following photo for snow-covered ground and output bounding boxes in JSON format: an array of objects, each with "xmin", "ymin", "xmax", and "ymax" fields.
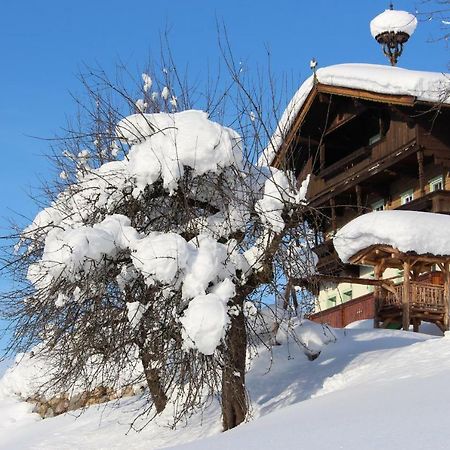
[
  {"xmin": 1, "ymin": 322, "xmax": 450, "ymax": 449},
  {"xmin": 0, "ymin": 359, "xmax": 10, "ymax": 378}
]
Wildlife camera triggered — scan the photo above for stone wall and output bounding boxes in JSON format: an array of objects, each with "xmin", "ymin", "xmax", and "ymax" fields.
[{"xmin": 26, "ymin": 384, "xmax": 144, "ymax": 418}]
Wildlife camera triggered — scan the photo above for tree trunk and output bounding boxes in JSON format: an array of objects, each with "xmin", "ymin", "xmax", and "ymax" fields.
[
  {"xmin": 140, "ymin": 346, "xmax": 168, "ymax": 414},
  {"xmin": 222, "ymin": 297, "xmax": 248, "ymax": 431}
]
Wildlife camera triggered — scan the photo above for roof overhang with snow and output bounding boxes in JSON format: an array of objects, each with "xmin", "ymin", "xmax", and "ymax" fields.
[
  {"xmin": 345, "ymin": 244, "xmax": 450, "ymax": 271},
  {"xmin": 262, "ymin": 64, "xmax": 450, "ymax": 167},
  {"xmin": 333, "ymin": 211, "xmax": 450, "ymax": 269}
]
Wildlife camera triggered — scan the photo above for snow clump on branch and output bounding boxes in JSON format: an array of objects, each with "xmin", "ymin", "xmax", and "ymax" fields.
[{"xmin": 116, "ymin": 110, "xmax": 242, "ymax": 194}]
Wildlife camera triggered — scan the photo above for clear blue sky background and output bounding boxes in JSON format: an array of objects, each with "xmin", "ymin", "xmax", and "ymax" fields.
[{"xmin": 0, "ymin": 0, "xmax": 448, "ymax": 355}]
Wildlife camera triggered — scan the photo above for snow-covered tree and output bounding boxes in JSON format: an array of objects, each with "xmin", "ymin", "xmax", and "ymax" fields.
[{"xmin": 1, "ymin": 66, "xmax": 316, "ymax": 431}]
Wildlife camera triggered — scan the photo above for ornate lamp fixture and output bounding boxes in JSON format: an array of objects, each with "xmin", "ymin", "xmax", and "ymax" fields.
[{"xmin": 370, "ymin": 4, "xmax": 418, "ymax": 66}]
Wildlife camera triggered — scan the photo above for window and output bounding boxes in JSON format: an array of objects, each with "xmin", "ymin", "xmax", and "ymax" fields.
[
  {"xmin": 343, "ymin": 290, "xmax": 352, "ymax": 302},
  {"xmin": 401, "ymin": 189, "xmax": 414, "ymax": 205},
  {"xmin": 365, "ymin": 271, "xmax": 375, "ymax": 293},
  {"xmin": 368, "ymin": 132, "xmax": 382, "ymax": 146},
  {"xmin": 429, "ymin": 175, "xmax": 444, "ymax": 192},
  {"xmin": 371, "ymin": 199, "xmax": 385, "ymax": 211},
  {"xmin": 328, "ymin": 296, "xmax": 336, "ymax": 308}
]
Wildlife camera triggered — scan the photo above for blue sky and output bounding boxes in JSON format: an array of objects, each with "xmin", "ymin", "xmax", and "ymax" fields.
[{"xmin": 0, "ymin": 0, "xmax": 448, "ymax": 351}]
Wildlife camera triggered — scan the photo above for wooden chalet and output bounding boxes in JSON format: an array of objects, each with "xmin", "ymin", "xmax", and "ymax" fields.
[{"xmin": 270, "ymin": 63, "xmax": 450, "ymax": 331}]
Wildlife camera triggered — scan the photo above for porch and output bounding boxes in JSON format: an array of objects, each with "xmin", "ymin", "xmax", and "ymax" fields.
[
  {"xmin": 349, "ymin": 244, "xmax": 450, "ymax": 332},
  {"xmin": 379, "ymin": 279, "xmax": 447, "ymax": 331},
  {"xmin": 309, "ymin": 273, "xmax": 448, "ymax": 331}
]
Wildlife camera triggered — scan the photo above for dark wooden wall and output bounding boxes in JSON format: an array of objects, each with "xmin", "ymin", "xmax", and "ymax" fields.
[{"xmin": 308, "ymin": 293, "xmax": 374, "ymax": 328}]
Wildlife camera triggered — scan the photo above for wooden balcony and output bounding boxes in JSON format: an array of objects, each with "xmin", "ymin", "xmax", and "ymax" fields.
[
  {"xmin": 318, "ymin": 146, "xmax": 372, "ymax": 180},
  {"xmin": 382, "ymin": 282, "xmax": 445, "ymax": 313},
  {"xmin": 309, "ymin": 279, "xmax": 447, "ymax": 331},
  {"xmin": 377, "ymin": 280, "xmax": 447, "ymax": 331},
  {"xmin": 306, "ymin": 138, "xmax": 418, "ymax": 207}
]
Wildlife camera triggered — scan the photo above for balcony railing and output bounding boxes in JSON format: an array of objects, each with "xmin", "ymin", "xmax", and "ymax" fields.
[{"xmin": 383, "ymin": 281, "xmax": 445, "ymax": 311}]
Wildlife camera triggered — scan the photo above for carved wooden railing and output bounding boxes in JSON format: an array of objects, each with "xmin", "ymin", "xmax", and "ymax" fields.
[
  {"xmin": 383, "ymin": 282, "xmax": 445, "ymax": 311},
  {"xmin": 383, "ymin": 284, "xmax": 403, "ymax": 307}
]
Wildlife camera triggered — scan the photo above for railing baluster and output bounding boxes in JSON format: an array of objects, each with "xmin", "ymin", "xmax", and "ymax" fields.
[{"xmin": 381, "ymin": 281, "xmax": 444, "ymax": 310}]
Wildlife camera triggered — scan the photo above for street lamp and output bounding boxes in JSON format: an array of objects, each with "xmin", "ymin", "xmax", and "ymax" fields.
[{"xmin": 370, "ymin": 5, "xmax": 418, "ymax": 66}]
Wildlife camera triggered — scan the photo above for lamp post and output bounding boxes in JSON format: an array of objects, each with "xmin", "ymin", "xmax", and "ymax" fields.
[{"xmin": 370, "ymin": 6, "xmax": 418, "ymax": 66}]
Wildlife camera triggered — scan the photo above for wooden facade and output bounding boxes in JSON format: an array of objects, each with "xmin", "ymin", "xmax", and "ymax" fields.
[
  {"xmin": 309, "ymin": 271, "xmax": 445, "ymax": 330},
  {"xmin": 275, "ymin": 81, "xmax": 450, "ymax": 330},
  {"xmin": 308, "ymin": 293, "xmax": 375, "ymax": 328}
]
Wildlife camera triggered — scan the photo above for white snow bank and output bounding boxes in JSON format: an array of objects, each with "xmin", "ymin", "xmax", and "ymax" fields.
[
  {"xmin": 345, "ymin": 319, "xmax": 374, "ymax": 330},
  {"xmin": 260, "ymin": 64, "xmax": 450, "ymax": 165},
  {"xmin": 334, "ymin": 210, "xmax": 450, "ymax": 263},
  {"xmin": 0, "ymin": 396, "xmax": 39, "ymax": 434},
  {"xmin": 276, "ymin": 319, "xmax": 335, "ymax": 359},
  {"xmin": 0, "ymin": 346, "xmax": 144, "ymax": 401},
  {"xmin": 2, "ymin": 325, "xmax": 447, "ymax": 450},
  {"xmin": 370, "ymin": 9, "xmax": 418, "ymax": 39}
]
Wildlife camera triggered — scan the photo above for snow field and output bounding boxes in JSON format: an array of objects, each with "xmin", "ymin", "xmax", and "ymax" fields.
[{"xmin": 2, "ymin": 324, "xmax": 450, "ymax": 449}]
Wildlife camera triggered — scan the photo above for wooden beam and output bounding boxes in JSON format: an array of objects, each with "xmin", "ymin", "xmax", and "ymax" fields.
[
  {"xmin": 319, "ymin": 144, "xmax": 325, "ymax": 171},
  {"xmin": 317, "ymin": 84, "xmax": 416, "ymax": 106},
  {"xmin": 311, "ymin": 274, "xmax": 394, "ymax": 287},
  {"xmin": 374, "ymin": 263, "xmax": 383, "ymax": 329},
  {"xmin": 349, "ymin": 245, "xmax": 450, "ymax": 268},
  {"xmin": 403, "ymin": 260, "xmax": 411, "ymax": 331},
  {"xmin": 355, "ymin": 185, "xmax": 363, "ymax": 214},
  {"xmin": 330, "ymin": 197, "xmax": 337, "ymax": 233},
  {"xmin": 417, "ymin": 149, "xmax": 425, "ymax": 196},
  {"xmin": 324, "ymin": 106, "xmax": 367, "ymax": 136},
  {"xmin": 444, "ymin": 263, "xmax": 450, "ymax": 331},
  {"xmin": 296, "ymin": 135, "xmax": 321, "ymax": 147},
  {"xmin": 271, "ymin": 87, "xmax": 319, "ymax": 169}
]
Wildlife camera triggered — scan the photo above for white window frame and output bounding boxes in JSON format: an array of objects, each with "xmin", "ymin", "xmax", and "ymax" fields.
[
  {"xmin": 429, "ymin": 175, "xmax": 444, "ymax": 192},
  {"xmin": 401, "ymin": 189, "xmax": 414, "ymax": 205}
]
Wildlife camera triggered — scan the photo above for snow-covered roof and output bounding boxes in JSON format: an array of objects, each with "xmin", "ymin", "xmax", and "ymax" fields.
[
  {"xmin": 333, "ymin": 211, "xmax": 450, "ymax": 263},
  {"xmin": 370, "ymin": 9, "xmax": 418, "ymax": 39},
  {"xmin": 260, "ymin": 63, "xmax": 450, "ymax": 166}
]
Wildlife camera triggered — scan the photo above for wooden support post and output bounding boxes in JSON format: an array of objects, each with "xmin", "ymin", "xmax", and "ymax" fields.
[
  {"xmin": 319, "ymin": 144, "xmax": 325, "ymax": 171},
  {"xmin": 402, "ymin": 260, "xmax": 411, "ymax": 331},
  {"xmin": 417, "ymin": 150, "xmax": 425, "ymax": 196},
  {"xmin": 374, "ymin": 263, "xmax": 383, "ymax": 329},
  {"xmin": 330, "ymin": 198, "xmax": 337, "ymax": 233},
  {"xmin": 355, "ymin": 185, "xmax": 363, "ymax": 215},
  {"xmin": 443, "ymin": 262, "xmax": 450, "ymax": 331}
]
